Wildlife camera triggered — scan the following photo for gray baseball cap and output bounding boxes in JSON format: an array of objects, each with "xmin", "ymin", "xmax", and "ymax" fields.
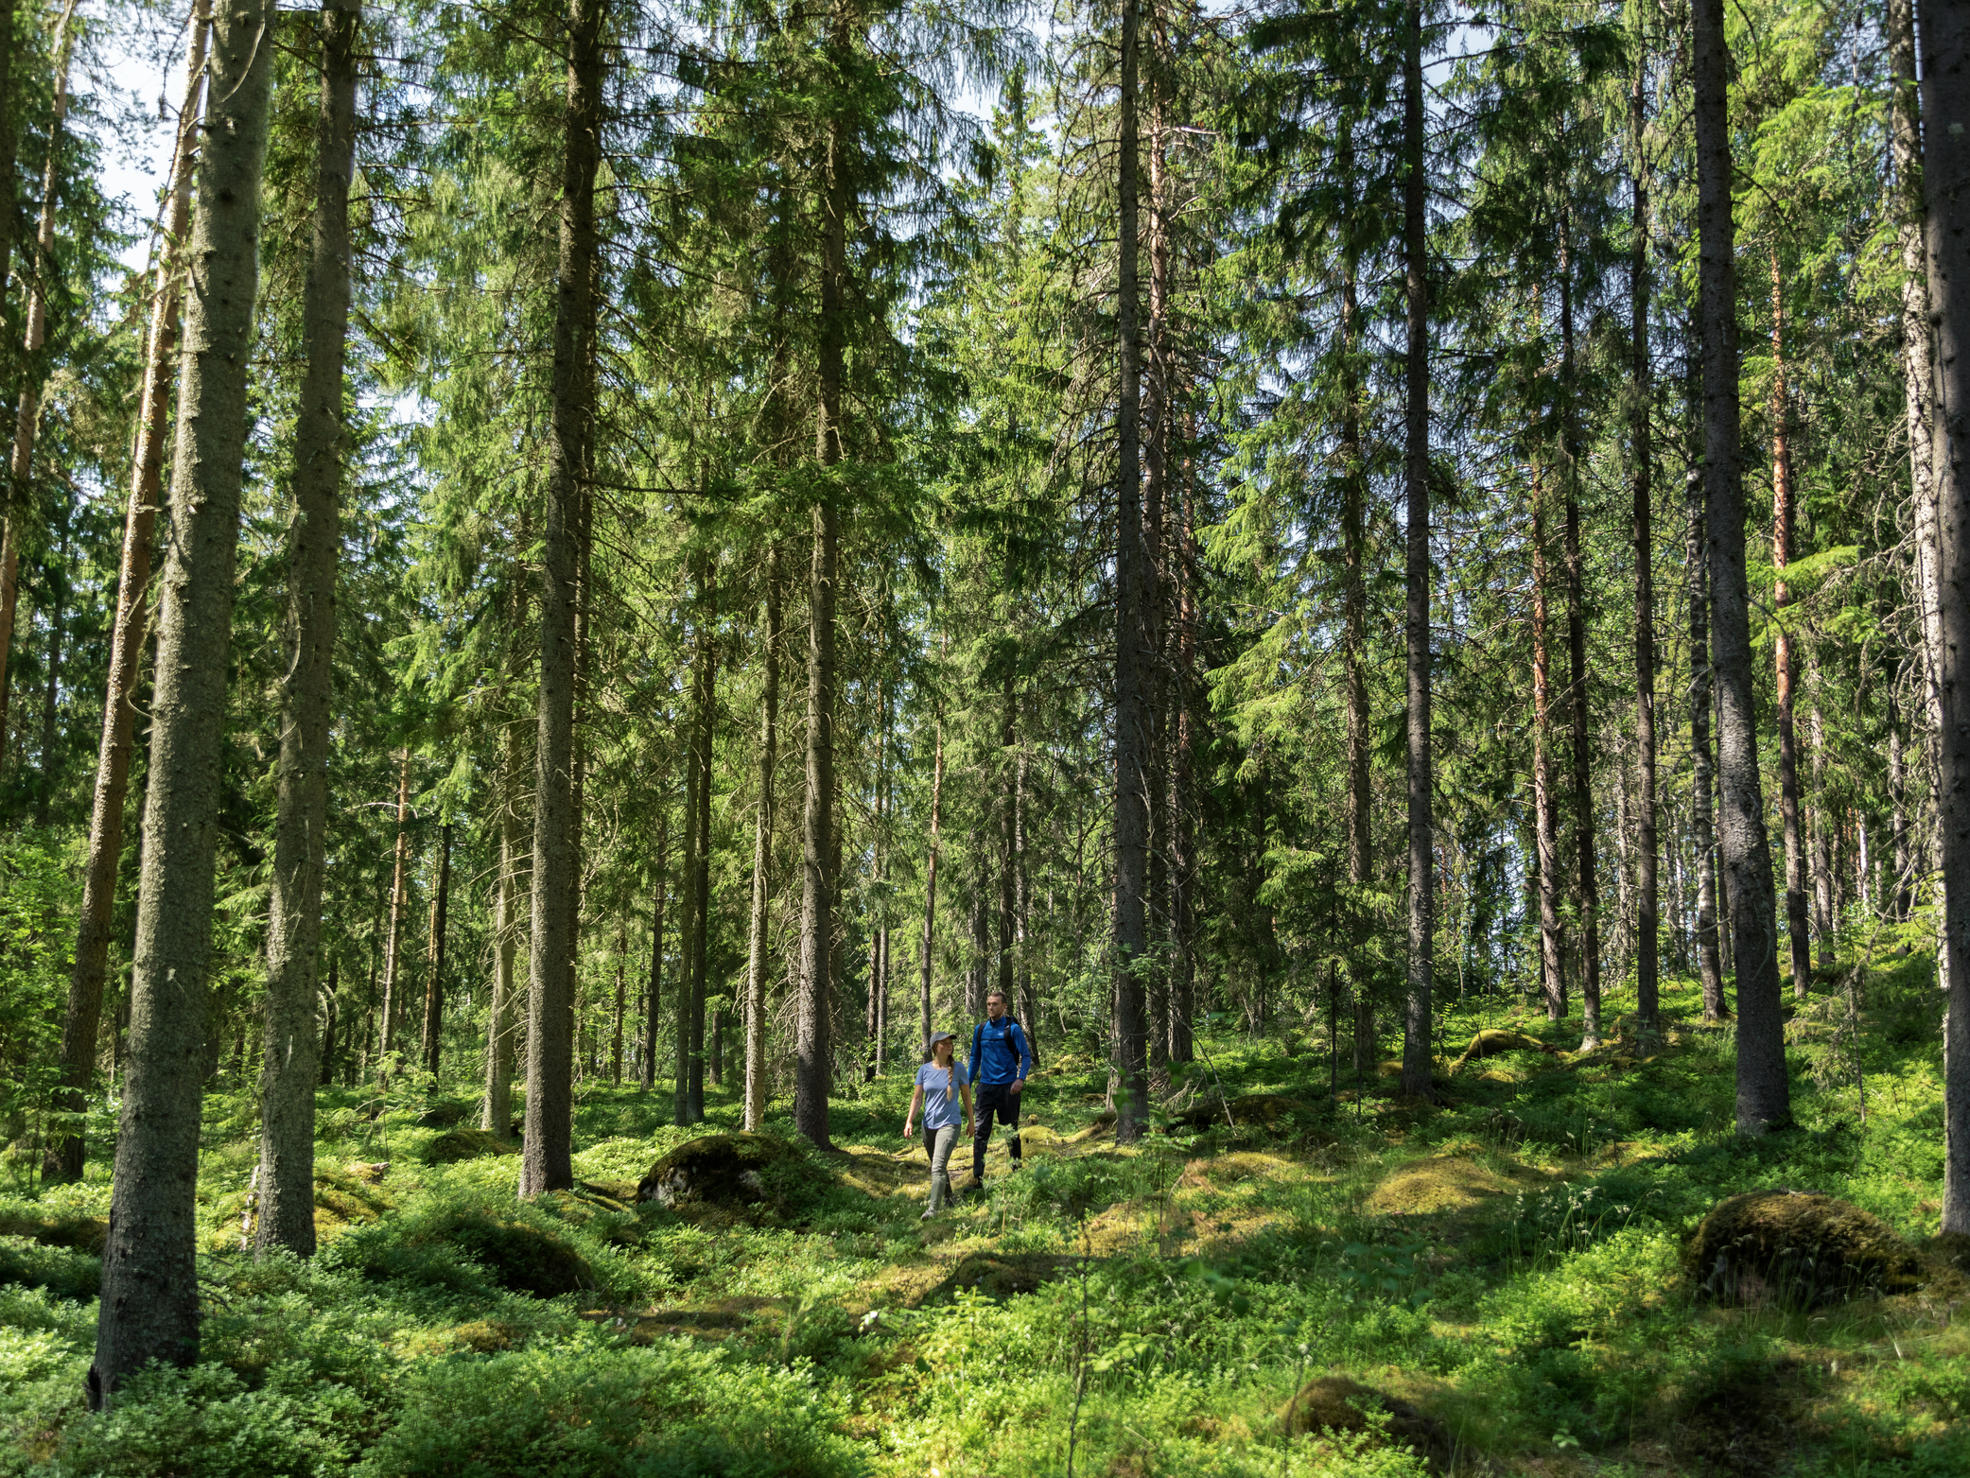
[{"xmin": 926, "ymin": 1031, "xmax": 956, "ymax": 1051}]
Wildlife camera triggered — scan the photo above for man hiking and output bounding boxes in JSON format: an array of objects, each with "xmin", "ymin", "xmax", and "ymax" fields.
[{"xmin": 968, "ymin": 990, "xmax": 1034, "ymax": 1189}]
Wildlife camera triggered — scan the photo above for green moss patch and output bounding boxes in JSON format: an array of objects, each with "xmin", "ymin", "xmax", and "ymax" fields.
[
  {"xmin": 1687, "ymin": 1190, "xmax": 1921, "ymax": 1308},
  {"xmin": 422, "ymin": 1127, "xmax": 518, "ymax": 1165}
]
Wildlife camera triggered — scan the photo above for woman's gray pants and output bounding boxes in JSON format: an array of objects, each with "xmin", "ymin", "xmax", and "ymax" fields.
[{"xmin": 921, "ymin": 1124, "xmax": 958, "ymax": 1210}]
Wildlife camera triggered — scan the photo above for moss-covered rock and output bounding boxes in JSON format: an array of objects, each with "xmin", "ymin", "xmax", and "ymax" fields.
[
  {"xmin": 416, "ymin": 1098, "xmax": 476, "ymax": 1129},
  {"xmin": 918, "ymin": 1252, "xmax": 1077, "ymax": 1305},
  {"xmin": 1449, "ymin": 1028, "xmax": 1558, "ymax": 1074},
  {"xmin": 1282, "ymin": 1376, "xmax": 1450, "ymax": 1473},
  {"xmin": 419, "ymin": 1209, "xmax": 593, "ymax": 1297},
  {"xmin": 636, "ymin": 1133, "xmax": 833, "ymax": 1220},
  {"xmin": 312, "ymin": 1164, "xmax": 394, "ymax": 1237},
  {"xmin": 1687, "ymin": 1190, "xmax": 1921, "ymax": 1308},
  {"xmin": 422, "ymin": 1127, "xmax": 519, "ymax": 1165},
  {"xmin": 0, "ymin": 1208, "xmax": 108, "ymax": 1254}
]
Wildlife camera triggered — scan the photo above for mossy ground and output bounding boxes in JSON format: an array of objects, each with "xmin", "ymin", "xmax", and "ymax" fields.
[{"xmin": 2, "ymin": 940, "xmax": 1967, "ymax": 1475}]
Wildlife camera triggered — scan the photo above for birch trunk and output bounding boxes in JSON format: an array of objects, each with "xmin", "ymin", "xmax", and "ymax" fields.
[{"xmin": 743, "ymin": 542, "xmax": 782, "ymax": 1128}]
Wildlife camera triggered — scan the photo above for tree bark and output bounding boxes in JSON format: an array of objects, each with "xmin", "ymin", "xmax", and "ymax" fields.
[
  {"xmin": 1918, "ymin": 0, "xmax": 1970, "ymax": 1233},
  {"xmin": 640, "ymin": 809, "xmax": 668, "ymax": 1094},
  {"xmin": 255, "ymin": 0, "xmax": 360, "ymax": 1255},
  {"xmin": 0, "ymin": 0, "xmax": 19, "ymax": 310},
  {"xmin": 1809, "ymin": 676, "xmax": 1835, "ymax": 965},
  {"xmin": 677, "ymin": 555, "xmax": 716, "ymax": 1124},
  {"xmin": 918, "ymin": 717, "xmax": 944, "ymax": 1050},
  {"xmin": 377, "ymin": 748, "xmax": 413, "ymax": 1072},
  {"xmin": 1170, "ymin": 436, "xmax": 1197, "ymax": 1066},
  {"xmin": 1399, "ymin": 0, "xmax": 1434, "ymax": 1099},
  {"xmin": 1559, "ymin": 228, "xmax": 1603, "ymax": 1048},
  {"xmin": 482, "ymin": 721, "xmax": 525, "ymax": 1129},
  {"xmin": 1112, "ymin": 0, "xmax": 1153, "ymax": 1140},
  {"xmin": 46, "ymin": 3, "xmax": 210, "ymax": 1185},
  {"xmin": 743, "ymin": 541, "xmax": 781, "ymax": 1128},
  {"xmin": 796, "ymin": 14, "xmax": 850, "ymax": 1149},
  {"xmin": 521, "ymin": 0, "xmax": 605, "ymax": 1197},
  {"xmin": 90, "ymin": 0, "xmax": 277, "ymax": 1402},
  {"xmin": 0, "ymin": 0, "xmax": 79, "ymax": 763},
  {"xmin": 418, "ymin": 820, "xmax": 452, "ymax": 1078},
  {"xmin": 1339, "ymin": 148, "xmax": 1374, "ymax": 1071},
  {"xmin": 1770, "ymin": 249, "xmax": 1813, "ymax": 1003},
  {"xmin": 1630, "ymin": 72, "xmax": 1660, "ymax": 1034},
  {"xmin": 1695, "ymin": 0, "xmax": 1789, "ymax": 1133},
  {"xmin": 1686, "ymin": 428, "xmax": 1726, "ymax": 1018},
  {"xmin": 1532, "ymin": 488, "xmax": 1566, "ymax": 1021}
]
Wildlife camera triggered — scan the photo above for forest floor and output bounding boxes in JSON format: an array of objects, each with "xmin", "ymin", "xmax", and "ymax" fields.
[{"xmin": 4, "ymin": 936, "xmax": 1969, "ymax": 1476}]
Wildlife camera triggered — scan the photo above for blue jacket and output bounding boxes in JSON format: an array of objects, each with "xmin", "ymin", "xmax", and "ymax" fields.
[{"xmin": 970, "ymin": 1016, "xmax": 1034, "ymax": 1087}]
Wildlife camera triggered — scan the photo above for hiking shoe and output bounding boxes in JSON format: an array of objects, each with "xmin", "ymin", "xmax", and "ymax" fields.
[{"xmin": 920, "ymin": 1207, "xmax": 935, "ymax": 1221}]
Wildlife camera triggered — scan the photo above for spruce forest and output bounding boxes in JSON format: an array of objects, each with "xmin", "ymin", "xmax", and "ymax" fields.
[{"xmin": 4, "ymin": 0, "xmax": 1970, "ymax": 1471}]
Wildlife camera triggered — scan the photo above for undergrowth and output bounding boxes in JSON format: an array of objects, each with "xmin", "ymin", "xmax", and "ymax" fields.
[{"xmin": 2, "ymin": 940, "xmax": 1966, "ymax": 1475}]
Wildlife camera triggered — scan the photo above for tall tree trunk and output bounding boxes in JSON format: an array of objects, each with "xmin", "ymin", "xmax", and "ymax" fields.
[
  {"xmin": 1695, "ymin": 0, "xmax": 1789, "ymax": 1133},
  {"xmin": 1918, "ymin": 0, "xmax": 1970, "ymax": 1233},
  {"xmin": 796, "ymin": 17, "xmax": 850, "ymax": 1149},
  {"xmin": 256, "ymin": 0, "xmax": 360, "ymax": 1255},
  {"xmin": 1809, "ymin": 673, "xmax": 1836, "ymax": 965},
  {"xmin": 1399, "ymin": 0, "xmax": 1434, "ymax": 1099},
  {"xmin": 609, "ymin": 906, "xmax": 626, "ymax": 1083},
  {"xmin": 1686, "ymin": 427, "xmax": 1726, "ymax": 1018},
  {"xmin": 1630, "ymin": 60, "xmax": 1661, "ymax": 1035},
  {"xmin": 677, "ymin": 557, "xmax": 715, "ymax": 1124},
  {"xmin": 521, "ymin": 0, "xmax": 605, "ymax": 1197},
  {"xmin": 0, "ymin": 0, "xmax": 79, "ymax": 763},
  {"xmin": 640, "ymin": 809, "xmax": 668, "ymax": 1094},
  {"xmin": 1339, "ymin": 146, "xmax": 1375, "ymax": 1072},
  {"xmin": 1559, "ymin": 229, "xmax": 1603, "ymax": 1048},
  {"xmin": 45, "ymin": 4, "xmax": 211, "ymax": 1186},
  {"xmin": 1890, "ymin": 690, "xmax": 1912, "ymax": 922},
  {"xmin": 866, "ymin": 680, "xmax": 889, "ymax": 1081},
  {"xmin": 1112, "ymin": 0, "xmax": 1152, "ymax": 1141},
  {"xmin": 918, "ymin": 717, "xmax": 944, "ymax": 1050},
  {"xmin": 1170, "ymin": 435, "xmax": 1197, "ymax": 1066},
  {"xmin": 0, "ymin": 0, "xmax": 19, "ymax": 310},
  {"xmin": 419, "ymin": 820, "xmax": 452, "ymax": 1078},
  {"xmin": 34, "ymin": 516, "xmax": 67, "ymax": 822},
  {"xmin": 89, "ymin": 0, "xmax": 278, "ymax": 1402},
  {"xmin": 482, "ymin": 722, "xmax": 525, "ymax": 1130},
  {"xmin": 1532, "ymin": 490, "xmax": 1566, "ymax": 1021},
  {"xmin": 377, "ymin": 749, "xmax": 413, "ymax": 1073},
  {"xmin": 319, "ymin": 960, "xmax": 339, "ymax": 1087},
  {"xmin": 1142, "ymin": 53, "xmax": 1172, "ymax": 1084},
  {"xmin": 1770, "ymin": 249, "xmax": 1813, "ymax": 1002},
  {"xmin": 1890, "ymin": 0, "xmax": 1946, "ymax": 994},
  {"xmin": 744, "ymin": 541, "xmax": 782, "ymax": 1128}
]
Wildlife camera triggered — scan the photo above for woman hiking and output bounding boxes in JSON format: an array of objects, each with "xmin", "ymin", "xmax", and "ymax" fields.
[{"xmin": 902, "ymin": 1030, "xmax": 973, "ymax": 1219}]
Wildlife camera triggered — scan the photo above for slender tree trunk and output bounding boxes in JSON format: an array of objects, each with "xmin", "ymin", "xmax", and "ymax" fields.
[
  {"xmin": 1918, "ymin": 0, "xmax": 1970, "ymax": 1233},
  {"xmin": 1111, "ymin": 0, "xmax": 1153, "ymax": 1140},
  {"xmin": 255, "ymin": 0, "xmax": 360, "ymax": 1255},
  {"xmin": 89, "ymin": 0, "xmax": 277, "ymax": 1402},
  {"xmin": 419, "ymin": 821, "xmax": 452, "ymax": 1078},
  {"xmin": 482, "ymin": 722, "xmax": 525, "ymax": 1129},
  {"xmin": 0, "ymin": 0, "xmax": 79, "ymax": 762},
  {"xmin": 640, "ymin": 810, "xmax": 668, "ymax": 1094},
  {"xmin": 377, "ymin": 749, "xmax": 413, "ymax": 1071},
  {"xmin": 1630, "ymin": 65, "xmax": 1660, "ymax": 1034},
  {"xmin": 608, "ymin": 906, "xmax": 626, "ymax": 1083},
  {"xmin": 1696, "ymin": 0, "xmax": 1789, "ymax": 1133},
  {"xmin": 1559, "ymin": 231, "xmax": 1603, "ymax": 1048},
  {"xmin": 796, "ymin": 20, "xmax": 850, "ymax": 1149},
  {"xmin": 521, "ymin": 0, "xmax": 605, "ymax": 1197},
  {"xmin": 1170, "ymin": 433, "xmax": 1198, "ymax": 1066},
  {"xmin": 1809, "ymin": 674, "xmax": 1836, "ymax": 965},
  {"xmin": 1532, "ymin": 489, "xmax": 1566, "ymax": 1021},
  {"xmin": 866, "ymin": 681, "xmax": 889, "ymax": 1081},
  {"xmin": 1890, "ymin": 0, "xmax": 1946, "ymax": 961},
  {"xmin": 1686, "ymin": 436, "xmax": 1726, "ymax": 1017},
  {"xmin": 46, "ymin": 4, "xmax": 211, "ymax": 1186},
  {"xmin": 34, "ymin": 517, "xmax": 67, "ymax": 822},
  {"xmin": 1399, "ymin": 0, "xmax": 1434, "ymax": 1099},
  {"xmin": 743, "ymin": 542, "xmax": 782, "ymax": 1126},
  {"xmin": 1890, "ymin": 690, "xmax": 1912, "ymax": 921},
  {"xmin": 919, "ymin": 718, "xmax": 944, "ymax": 1049},
  {"xmin": 676, "ymin": 557, "xmax": 715, "ymax": 1124},
  {"xmin": 1770, "ymin": 249, "xmax": 1813, "ymax": 1003},
  {"xmin": 319, "ymin": 960, "xmax": 339, "ymax": 1087},
  {"xmin": 1339, "ymin": 156, "xmax": 1375, "ymax": 1071}
]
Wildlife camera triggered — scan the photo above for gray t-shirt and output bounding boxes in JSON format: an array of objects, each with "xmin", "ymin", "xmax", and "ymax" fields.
[{"xmin": 915, "ymin": 1058, "xmax": 969, "ymax": 1129}]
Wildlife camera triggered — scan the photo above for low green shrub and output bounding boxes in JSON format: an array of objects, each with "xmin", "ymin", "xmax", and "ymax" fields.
[{"xmin": 355, "ymin": 1344, "xmax": 864, "ymax": 1478}]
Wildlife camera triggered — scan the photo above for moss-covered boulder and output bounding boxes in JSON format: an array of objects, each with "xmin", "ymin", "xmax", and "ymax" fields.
[
  {"xmin": 0, "ymin": 1208, "xmax": 108, "ymax": 1254},
  {"xmin": 918, "ymin": 1252, "xmax": 1076, "ymax": 1305},
  {"xmin": 417, "ymin": 1098, "xmax": 476, "ymax": 1130},
  {"xmin": 1450, "ymin": 1028, "xmax": 1559, "ymax": 1074},
  {"xmin": 313, "ymin": 1164, "xmax": 394, "ymax": 1237},
  {"xmin": 637, "ymin": 1133, "xmax": 830, "ymax": 1219},
  {"xmin": 1687, "ymin": 1190, "xmax": 1921, "ymax": 1308},
  {"xmin": 1282, "ymin": 1376, "xmax": 1450, "ymax": 1473},
  {"xmin": 422, "ymin": 1127, "xmax": 519, "ymax": 1165},
  {"xmin": 420, "ymin": 1209, "xmax": 593, "ymax": 1297}
]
